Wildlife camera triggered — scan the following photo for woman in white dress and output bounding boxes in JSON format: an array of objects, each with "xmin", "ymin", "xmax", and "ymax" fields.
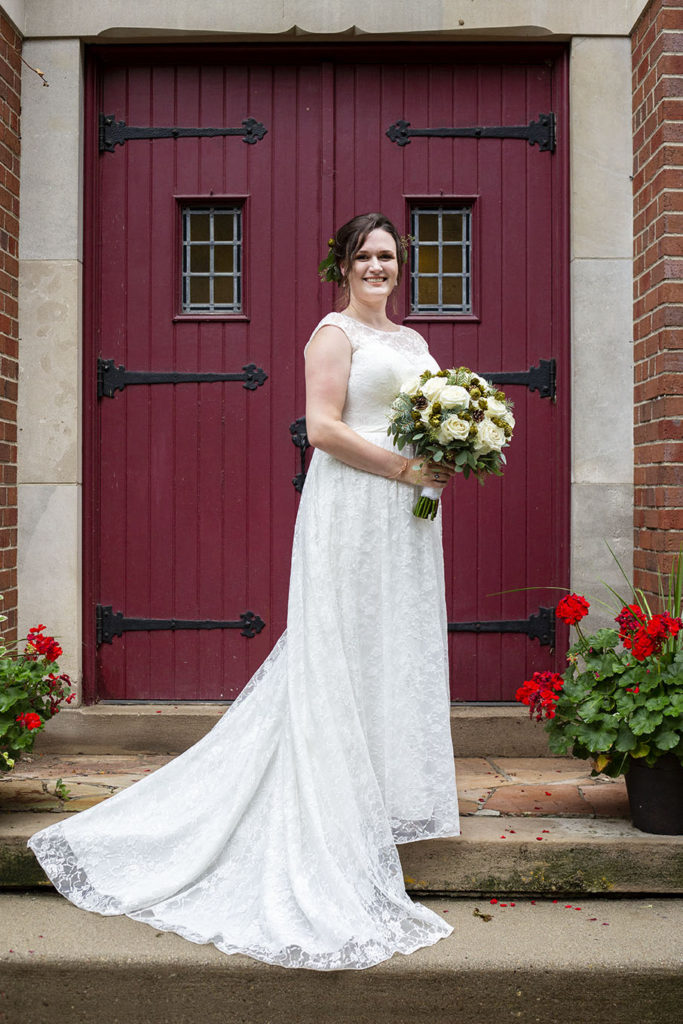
[{"xmin": 28, "ymin": 213, "xmax": 460, "ymax": 971}]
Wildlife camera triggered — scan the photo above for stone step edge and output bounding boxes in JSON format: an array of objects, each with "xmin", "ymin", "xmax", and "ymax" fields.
[
  {"xmin": 1, "ymin": 892, "xmax": 682, "ymax": 1024},
  {"xmin": 32, "ymin": 703, "xmax": 553, "ymax": 756},
  {"xmin": 2, "ymin": 812, "xmax": 681, "ymax": 895}
]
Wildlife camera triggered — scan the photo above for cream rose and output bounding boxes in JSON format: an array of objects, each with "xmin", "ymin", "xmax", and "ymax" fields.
[
  {"xmin": 420, "ymin": 376, "xmax": 448, "ymax": 401},
  {"xmin": 437, "ymin": 415, "xmax": 470, "ymax": 444},
  {"xmin": 486, "ymin": 397, "xmax": 508, "ymax": 417},
  {"xmin": 401, "ymin": 375, "xmax": 423, "ymax": 397},
  {"xmin": 419, "ymin": 401, "xmax": 435, "ymax": 426},
  {"xmin": 438, "ymin": 385, "xmax": 471, "ymax": 411},
  {"xmin": 473, "ymin": 419, "xmax": 506, "ymax": 453}
]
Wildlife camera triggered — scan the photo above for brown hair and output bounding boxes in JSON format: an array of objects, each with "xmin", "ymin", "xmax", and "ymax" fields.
[{"xmin": 330, "ymin": 213, "xmax": 406, "ymax": 304}]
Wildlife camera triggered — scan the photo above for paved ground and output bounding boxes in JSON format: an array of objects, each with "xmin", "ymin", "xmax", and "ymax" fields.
[{"xmin": 0, "ymin": 753, "xmax": 630, "ymax": 818}]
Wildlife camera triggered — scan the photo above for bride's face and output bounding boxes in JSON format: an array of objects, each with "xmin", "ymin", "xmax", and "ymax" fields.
[{"xmin": 346, "ymin": 228, "xmax": 399, "ymax": 303}]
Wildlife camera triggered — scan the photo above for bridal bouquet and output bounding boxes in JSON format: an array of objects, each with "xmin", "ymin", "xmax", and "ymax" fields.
[{"xmin": 388, "ymin": 367, "xmax": 514, "ymax": 519}]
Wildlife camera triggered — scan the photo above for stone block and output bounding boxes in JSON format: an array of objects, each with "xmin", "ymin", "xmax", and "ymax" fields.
[
  {"xmin": 17, "ymin": 482, "xmax": 82, "ymax": 682},
  {"xmin": 571, "ymin": 258, "xmax": 633, "ymax": 484},
  {"xmin": 570, "ymin": 36, "xmax": 633, "ymax": 260},
  {"xmin": 18, "ymin": 259, "xmax": 82, "ymax": 485},
  {"xmin": 19, "ymin": 39, "xmax": 83, "ymax": 262}
]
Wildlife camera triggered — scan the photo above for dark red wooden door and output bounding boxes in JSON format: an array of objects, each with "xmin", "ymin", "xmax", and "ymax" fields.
[{"xmin": 85, "ymin": 45, "xmax": 569, "ymax": 702}]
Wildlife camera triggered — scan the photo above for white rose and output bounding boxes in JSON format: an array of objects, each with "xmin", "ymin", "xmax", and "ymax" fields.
[
  {"xmin": 437, "ymin": 415, "xmax": 470, "ymax": 444},
  {"xmin": 420, "ymin": 376, "xmax": 448, "ymax": 401},
  {"xmin": 419, "ymin": 400, "xmax": 435, "ymax": 426},
  {"xmin": 401, "ymin": 375, "xmax": 423, "ymax": 397},
  {"xmin": 473, "ymin": 419, "xmax": 506, "ymax": 453},
  {"xmin": 486, "ymin": 397, "xmax": 507, "ymax": 417},
  {"xmin": 439, "ymin": 385, "xmax": 471, "ymax": 411}
]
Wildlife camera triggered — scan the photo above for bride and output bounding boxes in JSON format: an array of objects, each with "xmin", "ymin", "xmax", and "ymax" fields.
[{"xmin": 28, "ymin": 212, "xmax": 460, "ymax": 971}]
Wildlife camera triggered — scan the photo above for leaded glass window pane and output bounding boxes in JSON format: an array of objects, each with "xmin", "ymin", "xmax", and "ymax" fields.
[
  {"xmin": 182, "ymin": 206, "xmax": 242, "ymax": 313},
  {"xmin": 410, "ymin": 206, "xmax": 472, "ymax": 314}
]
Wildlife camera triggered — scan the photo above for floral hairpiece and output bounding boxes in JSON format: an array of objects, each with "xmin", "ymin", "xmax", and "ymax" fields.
[
  {"xmin": 318, "ymin": 238, "xmax": 342, "ymax": 284},
  {"xmin": 318, "ymin": 233, "xmax": 413, "ymax": 285}
]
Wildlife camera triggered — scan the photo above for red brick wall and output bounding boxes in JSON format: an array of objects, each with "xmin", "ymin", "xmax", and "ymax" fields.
[{"xmin": 632, "ymin": 0, "xmax": 683, "ymax": 602}]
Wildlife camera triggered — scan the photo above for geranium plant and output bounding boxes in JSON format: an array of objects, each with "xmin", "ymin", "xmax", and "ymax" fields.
[
  {"xmin": 516, "ymin": 555, "xmax": 683, "ymax": 777},
  {"xmin": 0, "ymin": 619, "xmax": 74, "ymax": 770}
]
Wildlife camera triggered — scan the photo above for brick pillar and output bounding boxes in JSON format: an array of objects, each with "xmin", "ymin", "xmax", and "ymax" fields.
[
  {"xmin": 632, "ymin": 0, "xmax": 683, "ymax": 603},
  {"xmin": 0, "ymin": 11, "xmax": 19, "ymax": 642}
]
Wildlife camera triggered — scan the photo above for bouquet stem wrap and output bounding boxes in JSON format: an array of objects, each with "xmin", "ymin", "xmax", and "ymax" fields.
[{"xmin": 414, "ymin": 487, "xmax": 441, "ymax": 520}]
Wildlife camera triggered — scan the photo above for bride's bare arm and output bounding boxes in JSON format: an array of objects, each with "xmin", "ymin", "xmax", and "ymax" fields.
[{"xmin": 304, "ymin": 325, "xmax": 454, "ymax": 487}]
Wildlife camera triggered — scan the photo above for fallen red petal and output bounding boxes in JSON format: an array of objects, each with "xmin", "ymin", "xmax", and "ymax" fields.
[
  {"xmin": 542, "ymin": 829, "xmax": 550, "ymax": 833},
  {"xmin": 530, "ymin": 901, "xmax": 536, "ymax": 905},
  {"xmin": 490, "ymin": 899, "xmax": 498, "ymax": 905},
  {"xmin": 545, "ymin": 791, "xmax": 552, "ymax": 796},
  {"xmin": 536, "ymin": 836, "xmax": 543, "ymax": 841}
]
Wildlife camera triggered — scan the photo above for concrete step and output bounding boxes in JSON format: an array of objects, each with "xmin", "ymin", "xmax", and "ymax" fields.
[
  {"xmin": 1, "ymin": 754, "xmax": 682, "ymax": 895},
  {"xmin": 5, "ymin": 809, "xmax": 681, "ymax": 896},
  {"xmin": 1, "ymin": 891, "xmax": 681, "ymax": 1024},
  {"xmin": 32, "ymin": 703, "xmax": 553, "ymax": 756}
]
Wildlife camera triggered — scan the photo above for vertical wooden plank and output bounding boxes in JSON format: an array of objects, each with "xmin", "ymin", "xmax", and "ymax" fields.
[
  {"xmin": 97, "ymin": 61, "xmax": 131, "ymax": 698},
  {"xmin": 145, "ymin": 61, "xmax": 179, "ymax": 698}
]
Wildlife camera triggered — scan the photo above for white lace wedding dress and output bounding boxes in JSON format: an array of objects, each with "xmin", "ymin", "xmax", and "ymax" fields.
[{"xmin": 28, "ymin": 312, "xmax": 460, "ymax": 970}]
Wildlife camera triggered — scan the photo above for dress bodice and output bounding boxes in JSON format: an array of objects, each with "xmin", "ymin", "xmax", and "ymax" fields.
[{"xmin": 307, "ymin": 312, "xmax": 439, "ymax": 433}]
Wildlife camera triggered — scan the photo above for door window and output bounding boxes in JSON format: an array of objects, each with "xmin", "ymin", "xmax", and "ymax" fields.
[
  {"xmin": 181, "ymin": 205, "xmax": 243, "ymax": 313},
  {"xmin": 410, "ymin": 205, "xmax": 472, "ymax": 314}
]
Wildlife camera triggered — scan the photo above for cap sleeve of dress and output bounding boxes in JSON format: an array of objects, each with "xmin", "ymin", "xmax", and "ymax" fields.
[{"xmin": 304, "ymin": 313, "xmax": 356, "ymax": 356}]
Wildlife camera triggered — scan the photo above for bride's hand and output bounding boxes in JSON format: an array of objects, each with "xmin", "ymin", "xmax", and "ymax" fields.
[{"xmin": 397, "ymin": 458, "xmax": 456, "ymax": 489}]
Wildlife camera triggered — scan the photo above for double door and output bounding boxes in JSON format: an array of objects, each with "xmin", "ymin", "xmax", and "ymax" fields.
[{"xmin": 85, "ymin": 44, "xmax": 569, "ymax": 701}]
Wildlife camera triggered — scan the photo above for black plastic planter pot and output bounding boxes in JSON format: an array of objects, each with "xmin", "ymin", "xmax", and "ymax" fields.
[{"xmin": 625, "ymin": 754, "xmax": 683, "ymax": 835}]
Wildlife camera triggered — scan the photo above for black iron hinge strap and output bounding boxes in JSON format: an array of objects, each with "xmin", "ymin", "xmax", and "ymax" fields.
[
  {"xmin": 98, "ymin": 358, "xmax": 267, "ymax": 398},
  {"xmin": 289, "ymin": 416, "xmax": 310, "ymax": 494},
  {"xmin": 448, "ymin": 607, "xmax": 555, "ymax": 647},
  {"xmin": 99, "ymin": 113, "xmax": 267, "ymax": 152},
  {"xmin": 96, "ymin": 605, "xmax": 265, "ymax": 646},
  {"xmin": 387, "ymin": 113, "xmax": 556, "ymax": 151},
  {"xmin": 484, "ymin": 359, "xmax": 556, "ymax": 401}
]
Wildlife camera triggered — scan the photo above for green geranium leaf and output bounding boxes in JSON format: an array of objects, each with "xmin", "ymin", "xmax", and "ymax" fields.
[
  {"xmin": 629, "ymin": 707, "xmax": 664, "ymax": 736},
  {"xmin": 652, "ymin": 727, "xmax": 680, "ymax": 751},
  {"xmin": 614, "ymin": 722, "xmax": 636, "ymax": 752},
  {"xmin": 0, "ymin": 687, "xmax": 28, "ymax": 713},
  {"xmin": 577, "ymin": 694, "xmax": 609, "ymax": 723},
  {"xmin": 574, "ymin": 721, "xmax": 618, "ymax": 752}
]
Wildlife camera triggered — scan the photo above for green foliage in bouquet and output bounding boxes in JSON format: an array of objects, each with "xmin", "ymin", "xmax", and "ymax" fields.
[
  {"xmin": 516, "ymin": 553, "xmax": 683, "ymax": 778},
  {"xmin": 387, "ymin": 367, "xmax": 514, "ymax": 483},
  {"xmin": 0, "ymin": 618, "xmax": 74, "ymax": 771}
]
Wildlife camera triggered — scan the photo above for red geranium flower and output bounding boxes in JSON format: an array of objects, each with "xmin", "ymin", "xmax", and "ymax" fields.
[
  {"xmin": 556, "ymin": 594, "xmax": 590, "ymax": 625},
  {"xmin": 15, "ymin": 712, "xmax": 43, "ymax": 731},
  {"xmin": 516, "ymin": 671, "xmax": 565, "ymax": 722},
  {"xmin": 25, "ymin": 626, "xmax": 63, "ymax": 663}
]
